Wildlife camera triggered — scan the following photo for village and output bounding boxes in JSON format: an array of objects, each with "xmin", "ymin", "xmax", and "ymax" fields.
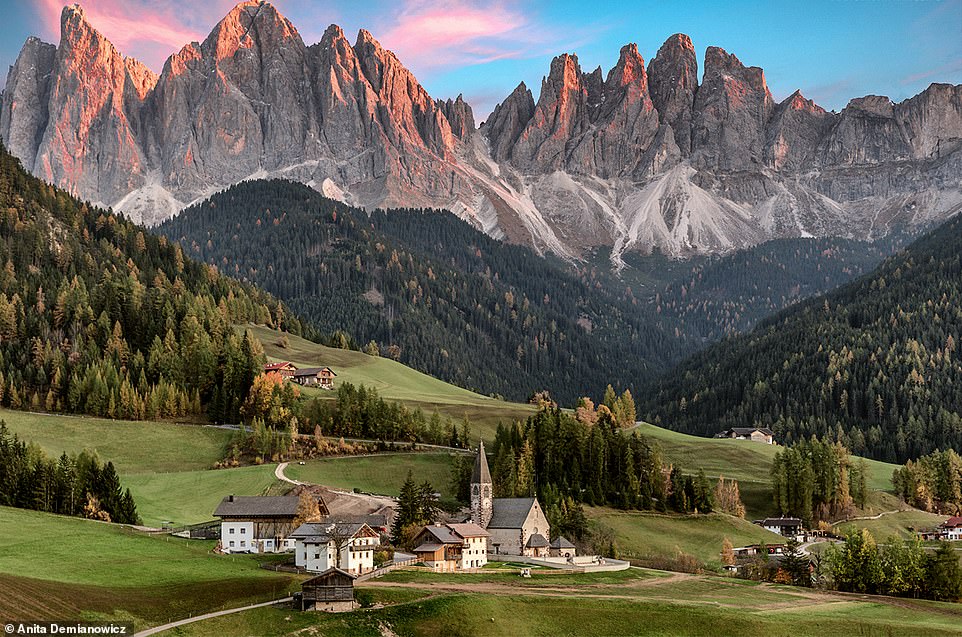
[{"xmin": 210, "ymin": 435, "xmax": 628, "ymax": 612}]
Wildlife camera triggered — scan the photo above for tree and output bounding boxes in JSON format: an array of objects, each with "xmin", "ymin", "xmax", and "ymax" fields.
[
  {"xmin": 714, "ymin": 476, "xmax": 746, "ymax": 518},
  {"xmin": 721, "ymin": 537, "xmax": 735, "ymax": 567},
  {"xmin": 293, "ymin": 490, "xmax": 323, "ymax": 528},
  {"xmin": 925, "ymin": 542, "xmax": 962, "ymax": 602},
  {"xmin": 780, "ymin": 538, "xmax": 810, "ymax": 587}
]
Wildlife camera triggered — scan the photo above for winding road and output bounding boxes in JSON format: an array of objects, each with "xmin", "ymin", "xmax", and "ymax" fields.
[{"xmin": 133, "ymin": 597, "xmax": 293, "ymax": 637}]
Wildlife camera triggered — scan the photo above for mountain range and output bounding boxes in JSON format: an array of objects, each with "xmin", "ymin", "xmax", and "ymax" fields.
[{"xmin": 2, "ymin": 1, "xmax": 960, "ymax": 261}]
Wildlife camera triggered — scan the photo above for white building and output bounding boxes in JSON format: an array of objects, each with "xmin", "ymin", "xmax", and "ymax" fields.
[
  {"xmin": 214, "ymin": 495, "xmax": 300, "ymax": 554},
  {"xmin": 291, "ymin": 521, "xmax": 381, "ymax": 576}
]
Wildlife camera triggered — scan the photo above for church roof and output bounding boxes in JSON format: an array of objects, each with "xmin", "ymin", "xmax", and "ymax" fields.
[
  {"xmin": 526, "ymin": 533, "xmax": 549, "ymax": 548},
  {"xmin": 550, "ymin": 536, "xmax": 575, "ymax": 549},
  {"xmin": 472, "ymin": 441, "xmax": 491, "ymax": 484},
  {"xmin": 488, "ymin": 497, "xmax": 538, "ymax": 529}
]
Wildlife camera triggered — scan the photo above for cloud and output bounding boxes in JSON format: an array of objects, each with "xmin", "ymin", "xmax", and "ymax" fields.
[
  {"xmin": 901, "ymin": 58, "xmax": 962, "ymax": 85},
  {"xmin": 376, "ymin": 0, "xmax": 552, "ymax": 71},
  {"xmin": 33, "ymin": 0, "xmax": 234, "ymax": 69}
]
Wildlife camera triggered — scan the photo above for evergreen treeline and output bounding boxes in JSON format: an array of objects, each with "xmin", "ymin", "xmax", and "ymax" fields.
[
  {"xmin": 301, "ymin": 383, "xmax": 471, "ymax": 447},
  {"xmin": 645, "ymin": 213, "xmax": 962, "ymax": 462},
  {"xmin": 0, "ymin": 421, "xmax": 138, "ymax": 523},
  {"xmin": 826, "ymin": 530, "xmax": 961, "ymax": 602},
  {"xmin": 893, "ymin": 448, "xmax": 962, "ymax": 514},
  {"xmin": 0, "ymin": 142, "xmax": 309, "ymax": 422},
  {"xmin": 770, "ymin": 437, "xmax": 868, "ymax": 525},
  {"xmin": 647, "ymin": 236, "xmax": 903, "ymax": 342},
  {"xmin": 158, "ymin": 179, "xmax": 688, "ymax": 405},
  {"xmin": 489, "ymin": 406, "xmax": 715, "ymax": 514}
]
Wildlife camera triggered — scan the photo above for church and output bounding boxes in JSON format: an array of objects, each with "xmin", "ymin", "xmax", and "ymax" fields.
[{"xmin": 470, "ymin": 441, "xmax": 556, "ymax": 557}]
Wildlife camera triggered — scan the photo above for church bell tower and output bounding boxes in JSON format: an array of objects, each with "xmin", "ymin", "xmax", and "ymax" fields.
[{"xmin": 471, "ymin": 440, "xmax": 493, "ymax": 528}]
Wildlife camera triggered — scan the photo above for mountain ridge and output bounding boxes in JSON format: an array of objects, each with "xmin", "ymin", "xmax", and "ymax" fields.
[{"xmin": 2, "ymin": 1, "xmax": 961, "ymax": 261}]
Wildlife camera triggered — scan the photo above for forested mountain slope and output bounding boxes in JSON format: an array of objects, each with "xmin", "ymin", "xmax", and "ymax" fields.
[
  {"xmin": 645, "ymin": 212, "xmax": 962, "ymax": 462},
  {"xmin": 159, "ymin": 180, "xmax": 688, "ymax": 404},
  {"xmin": 0, "ymin": 142, "xmax": 307, "ymax": 423}
]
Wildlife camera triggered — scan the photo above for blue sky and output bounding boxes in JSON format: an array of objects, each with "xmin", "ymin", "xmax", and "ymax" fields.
[{"xmin": 2, "ymin": 0, "xmax": 960, "ymax": 120}]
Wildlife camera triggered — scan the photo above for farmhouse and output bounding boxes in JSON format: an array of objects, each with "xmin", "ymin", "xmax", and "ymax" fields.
[
  {"xmin": 715, "ymin": 427, "xmax": 775, "ymax": 444},
  {"xmin": 298, "ymin": 568, "xmax": 356, "ymax": 612},
  {"xmin": 290, "ymin": 521, "xmax": 380, "ymax": 576},
  {"xmin": 757, "ymin": 517, "xmax": 803, "ymax": 539},
  {"xmin": 471, "ymin": 442, "xmax": 552, "ymax": 557},
  {"xmin": 264, "ymin": 361, "xmax": 297, "ymax": 378},
  {"xmin": 214, "ymin": 495, "xmax": 301, "ymax": 553},
  {"xmin": 293, "ymin": 366, "xmax": 336, "ymax": 389},
  {"xmin": 412, "ymin": 523, "xmax": 489, "ymax": 571},
  {"xmin": 940, "ymin": 516, "xmax": 962, "ymax": 541}
]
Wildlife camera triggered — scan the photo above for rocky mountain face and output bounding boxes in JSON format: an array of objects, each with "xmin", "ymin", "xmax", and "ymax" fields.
[{"xmin": 3, "ymin": 1, "xmax": 961, "ymax": 260}]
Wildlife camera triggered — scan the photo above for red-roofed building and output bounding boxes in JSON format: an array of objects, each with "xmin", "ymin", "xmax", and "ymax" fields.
[
  {"xmin": 941, "ymin": 516, "xmax": 962, "ymax": 541},
  {"xmin": 263, "ymin": 361, "xmax": 297, "ymax": 378}
]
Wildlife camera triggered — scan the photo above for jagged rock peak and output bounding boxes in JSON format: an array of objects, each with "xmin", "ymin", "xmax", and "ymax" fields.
[
  {"xmin": 607, "ymin": 43, "xmax": 647, "ymax": 88},
  {"xmin": 704, "ymin": 46, "xmax": 769, "ymax": 94},
  {"xmin": 782, "ymin": 90, "xmax": 825, "ymax": 115},
  {"xmin": 203, "ymin": 1, "xmax": 302, "ymax": 61},
  {"xmin": 647, "ymin": 33, "xmax": 698, "ymax": 154},
  {"xmin": 545, "ymin": 53, "xmax": 584, "ymax": 91},
  {"xmin": 320, "ymin": 23, "xmax": 348, "ymax": 46},
  {"xmin": 844, "ymin": 95, "xmax": 895, "ymax": 117},
  {"xmin": 439, "ymin": 94, "xmax": 476, "ymax": 140},
  {"xmin": 482, "ymin": 81, "xmax": 536, "ymax": 161}
]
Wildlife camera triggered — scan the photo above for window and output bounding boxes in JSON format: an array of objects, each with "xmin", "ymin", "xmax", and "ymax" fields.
[
  {"xmin": 303, "ymin": 552, "xmax": 307, "ymax": 560},
  {"xmin": 229, "ymin": 528, "xmax": 235, "ymax": 534},
  {"xmin": 229, "ymin": 541, "xmax": 235, "ymax": 547},
  {"xmin": 314, "ymin": 554, "xmax": 320, "ymax": 560},
  {"xmin": 240, "ymin": 528, "xmax": 246, "ymax": 534},
  {"xmin": 240, "ymin": 541, "xmax": 246, "ymax": 547}
]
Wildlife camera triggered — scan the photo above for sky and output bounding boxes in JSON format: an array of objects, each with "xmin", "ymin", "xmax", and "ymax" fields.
[{"xmin": 0, "ymin": 0, "xmax": 960, "ymax": 121}]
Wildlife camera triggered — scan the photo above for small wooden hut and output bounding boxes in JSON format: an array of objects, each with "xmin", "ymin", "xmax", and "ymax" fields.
[{"xmin": 300, "ymin": 567, "xmax": 356, "ymax": 612}]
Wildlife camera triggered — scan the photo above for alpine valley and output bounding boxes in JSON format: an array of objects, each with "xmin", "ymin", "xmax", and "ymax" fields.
[{"xmin": 2, "ymin": 1, "xmax": 960, "ymax": 262}]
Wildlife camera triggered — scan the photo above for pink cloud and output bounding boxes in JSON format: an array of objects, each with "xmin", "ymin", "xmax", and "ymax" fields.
[
  {"xmin": 377, "ymin": 0, "xmax": 537, "ymax": 69},
  {"xmin": 34, "ymin": 0, "xmax": 236, "ymax": 69}
]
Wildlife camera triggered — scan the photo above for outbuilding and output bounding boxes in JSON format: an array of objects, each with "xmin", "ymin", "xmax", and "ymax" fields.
[{"xmin": 299, "ymin": 568, "xmax": 356, "ymax": 612}]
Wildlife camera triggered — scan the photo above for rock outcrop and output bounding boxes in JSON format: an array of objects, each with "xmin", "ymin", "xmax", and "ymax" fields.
[{"xmin": 2, "ymin": 2, "xmax": 961, "ymax": 261}]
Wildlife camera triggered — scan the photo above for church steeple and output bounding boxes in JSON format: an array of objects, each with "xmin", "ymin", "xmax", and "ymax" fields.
[{"xmin": 471, "ymin": 440, "xmax": 493, "ymax": 528}]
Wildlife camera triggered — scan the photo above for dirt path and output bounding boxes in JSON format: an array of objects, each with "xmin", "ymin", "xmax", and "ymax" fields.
[
  {"xmin": 275, "ymin": 463, "xmax": 396, "ymax": 519},
  {"xmin": 133, "ymin": 597, "xmax": 292, "ymax": 637}
]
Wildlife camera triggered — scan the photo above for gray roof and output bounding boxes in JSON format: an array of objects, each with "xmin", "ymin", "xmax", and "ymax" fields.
[
  {"xmin": 420, "ymin": 525, "xmax": 463, "ymax": 544},
  {"xmin": 729, "ymin": 427, "xmax": 774, "ymax": 436},
  {"xmin": 290, "ymin": 521, "xmax": 368, "ymax": 543},
  {"xmin": 761, "ymin": 517, "xmax": 802, "ymax": 526},
  {"xmin": 293, "ymin": 366, "xmax": 336, "ymax": 377},
  {"xmin": 213, "ymin": 495, "xmax": 299, "ymax": 518},
  {"xmin": 472, "ymin": 441, "xmax": 491, "ymax": 484},
  {"xmin": 526, "ymin": 533, "xmax": 549, "ymax": 548},
  {"xmin": 549, "ymin": 536, "xmax": 575, "ymax": 549},
  {"xmin": 447, "ymin": 522, "xmax": 489, "ymax": 538},
  {"xmin": 487, "ymin": 497, "xmax": 538, "ymax": 529}
]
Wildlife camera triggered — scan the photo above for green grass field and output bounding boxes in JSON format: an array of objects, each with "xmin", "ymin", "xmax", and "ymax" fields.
[
  {"xmin": 124, "ymin": 465, "xmax": 285, "ymax": 528},
  {"xmin": 834, "ymin": 510, "xmax": 948, "ymax": 539},
  {"xmin": 285, "ymin": 453, "xmax": 460, "ymax": 499},
  {"xmin": 167, "ymin": 568, "xmax": 962, "ymax": 637},
  {"xmin": 245, "ymin": 324, "xmax": 535, "ymax": 439},
  {"xmin": 587, "ymin": 507, "xmax": 785, "ymax": 567},
  {"xmin": 0, "ymin": 408, "xmax": 231, "ymax": 474},
  {"xmin": 0, "ymin": 507, "xmax": 299, "ymax": 628}
]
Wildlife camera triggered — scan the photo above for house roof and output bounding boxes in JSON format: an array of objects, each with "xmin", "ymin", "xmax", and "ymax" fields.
[
  {"xmin": 526, "ymin": 533, "xmax": 549, "ymax": 548},
  {"xmin": 488, "ymin": 498, "xmax": 538, "ymax": 529},
  {"xmin": 446, "ymin": 522, "xmax": 489, "ymax": 538},
  {"xmin": 414, "ymin": 542, "xmax": 445, "ymax": 553},
  {"xmin": 302, "ymin": 567, "xmax": 356, "ymax": 585},
  {"xmin": 942, "ymin": 516, "xmax": 962, "ymax": 528},
  {"xmin": 293, "ymin": 367, "xmax": 336, "ymax": 377},
  {"xmin": 761, "ymin": 517, "xmax": 802, "ymax": 526},
  {"xmin": 472, "ymin": 441, "xmax": 491, "ymax": 484},
  {"xmin": 549, "ymin": 536, "xmax": 575, "ymax": 549},
  {"xmin": 264, "ymin": 361, "xmax": 295, "ymax": 371},
  {"xmin": 290, "ymin": 521, "xmax": 371, "ymax": 542},
  {"xmin": 729, "ymin": 427, "xmax": 774, "ymax": 436},
  {"xmin": 213, "ymin": 495, "xmax": 299, "ymax": 518},
  {"xmin": 337, "ymin": 514, "xmax": 388, "ymax": 528},
  {"xmin": 419, "ymin": 525, "xmax": 463, "ymax": 544}
]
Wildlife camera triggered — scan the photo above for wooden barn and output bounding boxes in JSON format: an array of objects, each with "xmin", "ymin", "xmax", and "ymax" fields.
[{"xmin": 299, "ymin": 568, "xmax": 356, "ymax": 612}]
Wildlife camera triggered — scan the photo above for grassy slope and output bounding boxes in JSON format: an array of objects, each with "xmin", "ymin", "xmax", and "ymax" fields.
[
  {"xmin": 587, "ymin": 507, "xmax": 785, "ymax": 566},
  {"xmin": 246, "ymin": 324, "xmax": 535, "ymax": 439},
  {"xmin": 0, "ymin": 507, "xmax": 299, "ymax": 628},
  {"xmin": 834, "ymin": 510, "xmax": 949, "ymax": 539},
  {"xmin": 170, "ymin": 570, "xmax": 962, "ymax": 637},
  {"xmin": 285, "ymin": 453, "xmax": 460, "ymax": 499},
  {"xmin": 0, "ymin": 409, "xmax": 285, "ymax": 527}
]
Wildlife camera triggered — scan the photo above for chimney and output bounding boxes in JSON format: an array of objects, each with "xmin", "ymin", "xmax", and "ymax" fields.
[{"xmin": 228, "ymin": 494, "xmax": 234, "ymax": 502}]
